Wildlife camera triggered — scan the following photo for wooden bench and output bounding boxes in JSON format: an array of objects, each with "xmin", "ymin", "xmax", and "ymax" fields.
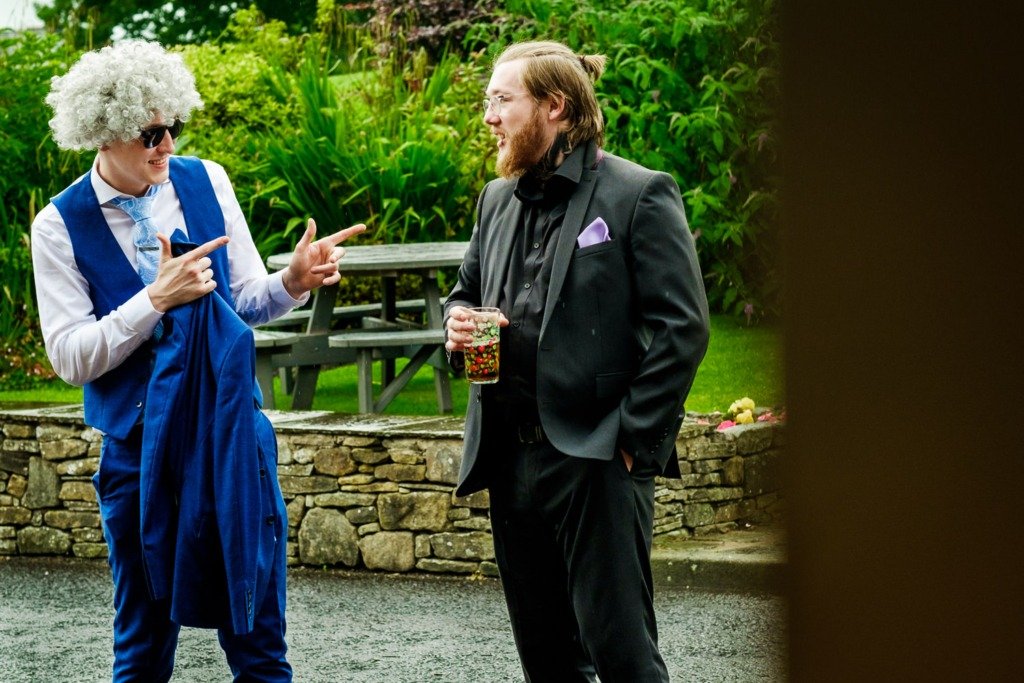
[
  {"xmin": 253, "ymin": 298, "xmax": 440, "ymax": 406},
  {"xmin": 328, "ymin": 328, "xmax": 451, "ymax": 414},
  {"xmin": 252, "ymin": 330, "xmax": 301, "ymax": 409},
  {"xmin": 256, "ymin": 299, "xmax": 431, "ymax": 330}
]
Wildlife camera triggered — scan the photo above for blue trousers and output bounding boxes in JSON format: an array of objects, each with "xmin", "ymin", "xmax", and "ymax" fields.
[{"xmin": 94, "ymin": 428, "xmax": 292, "ymax": 682}]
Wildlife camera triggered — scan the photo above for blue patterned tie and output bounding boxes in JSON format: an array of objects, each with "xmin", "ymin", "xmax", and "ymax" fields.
[
  {"xmin": 111, "ymin": 185, "xmax": 161, "ymax": 285},
  {"xmin": 111, "ymin": 185, "xmax": 163, "ymax": 340}
]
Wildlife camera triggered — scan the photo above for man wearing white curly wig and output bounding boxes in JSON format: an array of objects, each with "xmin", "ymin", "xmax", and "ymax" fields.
[{"xmin": 31, "ymin": 41, "xmax": 364, "ymax": 682}]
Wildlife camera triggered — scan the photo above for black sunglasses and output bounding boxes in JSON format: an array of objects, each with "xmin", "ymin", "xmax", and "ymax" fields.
[{"xmin": 139, "ymin": 120, "xmax": 184, "ymax": 148}]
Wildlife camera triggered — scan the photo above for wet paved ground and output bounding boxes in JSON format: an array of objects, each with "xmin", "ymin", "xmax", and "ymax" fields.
[{"xmin": 0, "ymin": 557, "xmax": 785, "ymax": 682}]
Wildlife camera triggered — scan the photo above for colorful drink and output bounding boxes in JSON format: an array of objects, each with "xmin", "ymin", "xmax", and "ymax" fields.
[
  {"xmin": 465, "ymin": 307, "xmax": 501, "ymax": 384},
  {"xmin": 465, "ymin": 338, "xmax": 500, "ymax": 383}
]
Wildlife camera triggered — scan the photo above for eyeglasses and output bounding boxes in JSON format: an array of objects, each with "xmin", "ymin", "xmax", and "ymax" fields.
[
  {"xmin": 139, "ymin": 120, "xmax": 184, "ymax": 148},
  {"xmin": 481, "ymin": 94, "xmax": 525, "ymax": 116}
]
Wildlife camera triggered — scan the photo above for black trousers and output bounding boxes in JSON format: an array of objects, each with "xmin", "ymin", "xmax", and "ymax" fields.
[{"xmin": 488, "ymin": 436, "xmax": 669, "ymax": 683}]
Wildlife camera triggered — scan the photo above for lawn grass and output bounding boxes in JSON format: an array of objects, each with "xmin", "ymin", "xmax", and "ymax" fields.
[
  {"xmin": 692, "ymin": 314, "xmax": 785, "ymax": 412},
  {"xmin": 0, "ymin": 315, "xmax": 783, "ymax": 415}
]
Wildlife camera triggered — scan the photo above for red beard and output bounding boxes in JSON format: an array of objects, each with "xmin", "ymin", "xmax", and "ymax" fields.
[{"xmin": 496, "ymin": 105, "xmax": 548, "ymax": 179}]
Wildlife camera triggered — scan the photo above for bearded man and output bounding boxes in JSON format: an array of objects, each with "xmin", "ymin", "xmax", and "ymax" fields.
[{"xmin": 444, "ymin": 41, "xmax": 711, "ymax": 682}]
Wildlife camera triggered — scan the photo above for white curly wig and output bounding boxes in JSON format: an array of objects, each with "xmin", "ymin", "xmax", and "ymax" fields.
[{"xmin": 46, "ymin": 40, "xmax": 204, "ymax": 151}]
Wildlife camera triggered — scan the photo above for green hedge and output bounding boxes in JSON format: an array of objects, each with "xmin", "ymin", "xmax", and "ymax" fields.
[
  {"xmin": 0, "ymin": 32, "xmax": 90, "ymax": 387},
  {"xmin": 484, "ymin": 0, "xmax": 780, "ymax": 319}
]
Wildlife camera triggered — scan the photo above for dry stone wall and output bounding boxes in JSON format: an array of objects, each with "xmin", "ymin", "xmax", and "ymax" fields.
[{"xmin": 0, "ymin": 406, "xmax": 783, "ymax": 575}]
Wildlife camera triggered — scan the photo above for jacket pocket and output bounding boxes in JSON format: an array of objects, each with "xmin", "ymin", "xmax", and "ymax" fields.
[{"xmin": 575, "ymin": 239, "xmax": 618, "ymax": 257}]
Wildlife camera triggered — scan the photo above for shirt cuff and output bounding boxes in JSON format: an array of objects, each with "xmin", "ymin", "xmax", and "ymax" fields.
[
  {"xmin": 126, "ymin": 289, "xmax": 165, "ymax": 335},
  {"xmin": 269, "ymin": 269, "xmax": 310, "ymax": 308}
]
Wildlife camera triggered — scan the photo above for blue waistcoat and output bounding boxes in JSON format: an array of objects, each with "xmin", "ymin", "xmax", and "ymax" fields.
[{"xmin": 51, "ymin": 156, "xmax": 233, "ymax": 439}]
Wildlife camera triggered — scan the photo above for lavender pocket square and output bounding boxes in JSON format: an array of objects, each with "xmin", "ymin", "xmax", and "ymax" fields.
[{"xmin": 577, "ymin": 217, "xmax": 611, "ymax": 248}]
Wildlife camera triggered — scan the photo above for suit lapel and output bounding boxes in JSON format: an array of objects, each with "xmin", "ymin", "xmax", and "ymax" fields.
[{"xmin": 540, "ymin": 160, "xmax": 598, "ymax": 338}]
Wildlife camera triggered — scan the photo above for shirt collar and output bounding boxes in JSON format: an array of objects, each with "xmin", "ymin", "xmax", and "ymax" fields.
[
  {"xmin": 514, "ymin": 141, "xmax": 591, "ymax": 206},
  {"xmin": 90, "ymin": 155, "xmax": 173, "ymax": 205}
]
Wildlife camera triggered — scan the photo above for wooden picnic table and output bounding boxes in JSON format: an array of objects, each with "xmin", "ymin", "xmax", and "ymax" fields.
[{"xmin": 263, "ymin": 241, "xmax": 469, "ymax": 412}]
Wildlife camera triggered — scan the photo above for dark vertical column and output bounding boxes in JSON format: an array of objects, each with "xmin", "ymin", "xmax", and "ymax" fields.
[{"xmin": 783, "ymin": 1, "xmax": 1024, "ymax": 679}]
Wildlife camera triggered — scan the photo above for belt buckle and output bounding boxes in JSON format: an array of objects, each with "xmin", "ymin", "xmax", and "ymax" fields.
[{"xmin": 517, "ymin": 423, "xmax": 544, "ymax": 444}]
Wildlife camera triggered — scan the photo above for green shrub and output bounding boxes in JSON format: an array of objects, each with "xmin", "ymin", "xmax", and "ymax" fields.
[
  {"xmin": 0, "ymin": 31, "xmax": 88, "ymax": 385},
  {"xmin": 368, "ymin": 0, "xmax": 501, "ymax": 58},
  {"xmin": 472, "ymin": 0, "xmax": 781, "ymax": 318},
  {"xmin": 36, "ymin": 0, "xmax": 320, "ymax": 47},
  {"xmin": 177, "ymin": 8, "xmax": 308, "ymax": 257}
]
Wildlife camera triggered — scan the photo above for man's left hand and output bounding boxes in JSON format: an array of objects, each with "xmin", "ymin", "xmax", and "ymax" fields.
[{"xmin": 282, "ymin": 218, "xmax": 367, "ymax": 299}]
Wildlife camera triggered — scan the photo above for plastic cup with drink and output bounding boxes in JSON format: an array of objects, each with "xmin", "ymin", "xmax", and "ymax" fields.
[{"xmin": 464, "ymin": 307, "xmax": 501, "ymax": 384}]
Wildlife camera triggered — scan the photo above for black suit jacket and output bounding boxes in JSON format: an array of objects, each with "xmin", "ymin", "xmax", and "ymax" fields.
[{"xmin": 446, "ymin": 143, "xmax": 710, "ymax": 496}]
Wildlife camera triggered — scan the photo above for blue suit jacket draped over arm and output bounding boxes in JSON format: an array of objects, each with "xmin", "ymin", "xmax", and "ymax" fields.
[{"xmin": 138, "ymin": 236, "xmax": 280, "ymax": 635}]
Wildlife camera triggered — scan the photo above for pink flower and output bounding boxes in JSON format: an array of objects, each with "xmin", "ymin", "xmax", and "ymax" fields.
[
  {"xmin": 716, "ymin": 420, "xmax": 737, "ymax": 432},
  {"xmin": 757, "ymin": 409, "xmax": 787, "ymax": 424}
]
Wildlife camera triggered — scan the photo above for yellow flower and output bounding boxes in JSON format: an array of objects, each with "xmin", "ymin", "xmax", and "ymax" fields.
[
  {"xmin": 735, "ymin": 409, "xmax": 754, "ymax": 424},
  {"xmin": 728, "ymin": 397, "xmax": 756, "ymax": 415}
]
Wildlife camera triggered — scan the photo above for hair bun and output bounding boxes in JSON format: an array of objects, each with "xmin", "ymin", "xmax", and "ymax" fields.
[{"xmin": 578, "ymin": 54, "xmax": 607, "ymax": 81}]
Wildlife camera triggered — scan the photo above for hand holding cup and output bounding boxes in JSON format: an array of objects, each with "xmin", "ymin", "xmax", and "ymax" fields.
[{"xmin": 446, "ymin": 306, "xmax": 506, "ymax": 384}]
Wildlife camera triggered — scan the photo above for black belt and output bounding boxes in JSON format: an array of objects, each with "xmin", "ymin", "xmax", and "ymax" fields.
[{"xmin": 494, "ymin": 400, "xmax": 546, "ymax": 444}]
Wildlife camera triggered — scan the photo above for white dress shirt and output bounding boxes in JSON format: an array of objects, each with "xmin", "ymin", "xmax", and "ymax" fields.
[{"xmin": 31, "ymin": 156, "xmax": 307, "ymax": 386}]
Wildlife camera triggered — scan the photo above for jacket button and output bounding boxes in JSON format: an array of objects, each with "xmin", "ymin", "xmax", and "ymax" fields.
[
  {"xmin": 136, "ymin": 401, "xmax": 143, "ymax": 408},
  {"xmin": 265, "ymin": 515, "xmax": 275, "ymax": 526},
  {"xmin": 259, "ymin": 468, "xmax": 266, "ymax": 477}
]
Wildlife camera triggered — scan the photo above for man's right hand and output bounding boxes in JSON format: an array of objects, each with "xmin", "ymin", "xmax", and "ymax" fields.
[
  {"xmin": 445, "ymin": 305, "xmax": 509, "ymax": 353},
  {"xmin": 146, "ymin": 233, "xmax": 230, "ymax": 313}
]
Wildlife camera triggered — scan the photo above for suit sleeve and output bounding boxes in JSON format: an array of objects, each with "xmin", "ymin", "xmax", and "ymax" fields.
[
  {"xmin": 444, "ymin": 186, "xmax": 489, "ymax": 320},
  {"xmin": 617, "ymin": 171, "xmax": 710, "ymax": 468}
]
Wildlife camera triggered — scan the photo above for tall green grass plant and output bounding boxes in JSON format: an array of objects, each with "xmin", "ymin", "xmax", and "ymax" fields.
[{"xmin": 255, "ymin": 42, "xmax": 492, "ymax": 247}]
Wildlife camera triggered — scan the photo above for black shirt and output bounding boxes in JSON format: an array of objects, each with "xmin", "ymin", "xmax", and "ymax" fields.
[{"xmin": 496, "ymin": 147, "xmax": 587, "ymax": 414}]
